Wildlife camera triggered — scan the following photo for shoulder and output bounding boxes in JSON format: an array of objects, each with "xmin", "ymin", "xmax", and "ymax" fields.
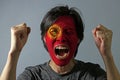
[
  {"xmin": 75, "ymin": 60, "xmax": 106, "ymax": 77},
  {"xmin": 75, "ymin": 60, "xmax": 101, "ymax": 68},
  {"xmin": 25, "ymin": 62, "xmax": 48, "ymax": 72},
  {"xmin": 76, "ymin": 60, "xmax": 104, "ymax": 70},
  {"xmin": 17, "ymin": 62, "xmax": 48, "ymax": 80}
]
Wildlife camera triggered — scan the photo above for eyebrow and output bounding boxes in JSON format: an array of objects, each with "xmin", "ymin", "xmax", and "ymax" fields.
[{"xmin": 64, "ymin": 27, "xmax": 74, "ymax": 30}]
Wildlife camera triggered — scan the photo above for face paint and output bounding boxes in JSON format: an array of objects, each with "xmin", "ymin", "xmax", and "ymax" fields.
[
  {"xmin": 45, "ymin": 16, "xmax": 79, "ymax": 66},
  {"xmin": 48, "ymin": 24, "xmax": 61, "ymax": 39}
]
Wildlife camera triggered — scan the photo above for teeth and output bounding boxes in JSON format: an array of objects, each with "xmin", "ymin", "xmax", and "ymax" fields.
[
  {"xmin": 56, "ymin": 53, "xmax": 68, "ymax": 60},
  {"xmin": 55, "ymin": 46, "xmax": 68, "ymax": 49},
  {"xmin": 55, "ymin": 45, "xmax": 69, "ymax": 59}
]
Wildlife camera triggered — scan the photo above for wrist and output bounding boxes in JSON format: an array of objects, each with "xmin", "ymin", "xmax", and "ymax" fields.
[
  {"xmin": 8, "ymin": 50, "xmax": 21, "ymax": 61},
  {"xmin": 101, "ymin": 51, "xmax": 114, "ymax": 65},
  {"xmin": 100, "ymin": 49, "xmax": 112, "ymax": 57}
]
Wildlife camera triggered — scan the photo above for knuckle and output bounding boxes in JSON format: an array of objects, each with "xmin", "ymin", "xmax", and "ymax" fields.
[{"xmin": 11, "ymin": 26, "xmax": 17, "ymax": 30}]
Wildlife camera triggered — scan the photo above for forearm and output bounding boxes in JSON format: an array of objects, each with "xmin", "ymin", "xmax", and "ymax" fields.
[
  {"xmin": 0, "ymin": 23, "xmax": 30, "ymax": 80},
  {"xmin": 92, "ymin": 25, "xmax": 120, "ymax": 80},
  {"xmin": 0, "ymin": 51, "xmax": 20, "ymax": 80},
  {"xmin": 102, "ymin": 52, "xmax": 120, "ymax": 80}
]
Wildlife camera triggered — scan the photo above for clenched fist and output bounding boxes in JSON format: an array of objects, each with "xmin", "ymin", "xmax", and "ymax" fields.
[
  {"xmin": 92, "ymin": 24, "xmax": 113, "ymax": 57},
  {"xmin": 9, "ymin": 23, "xmax": 31, "ymax": 55}
]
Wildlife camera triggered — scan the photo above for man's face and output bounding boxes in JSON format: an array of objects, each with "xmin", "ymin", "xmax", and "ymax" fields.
[{"xmin": 44, "ymin": 16, "xmax": 80, "ymax": 66}]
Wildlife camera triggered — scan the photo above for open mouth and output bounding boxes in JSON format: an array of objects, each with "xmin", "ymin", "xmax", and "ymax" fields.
[{"xmin": 54, "ymin": 45, "xmax": 69, "ymax": 59}]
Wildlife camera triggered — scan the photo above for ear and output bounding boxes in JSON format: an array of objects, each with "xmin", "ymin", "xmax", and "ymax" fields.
[
  {"xmin": 43, "ymin": 36, "xmax": 46, "ymax": 43},
  {"xmin": 77, "ymin": 39, "xmax": 80, "ymax": 44}
]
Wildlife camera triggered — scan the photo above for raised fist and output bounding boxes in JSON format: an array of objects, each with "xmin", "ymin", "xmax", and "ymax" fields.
[
  {"xmin": 92, "ymin": 24, "xmax": 113, "ymax": 56},
  {"xmin": 9, "ymin": 23, "xmax": 31, "ymax": 54}
]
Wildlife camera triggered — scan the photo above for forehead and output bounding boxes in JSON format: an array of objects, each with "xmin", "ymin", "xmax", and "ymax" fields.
[{"xmin": 53, "ymin": 16, "xmax": 75, "ymax": 29}]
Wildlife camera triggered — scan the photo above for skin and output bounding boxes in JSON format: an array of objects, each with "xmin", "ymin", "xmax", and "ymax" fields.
[
  {"xmin": 0, "ymin": 23, "xmax": 120, "ymax": 80},
  {"xmin": 92, "ymin": 24, "xmax": 120, "ymax": 80},
  {"xmin": 0, "ymin": 23, "xmax": 30, "ymax": 80},
  {"xmin": 44, "ymin": 16, "xmax": 80, "ymax": 67}
]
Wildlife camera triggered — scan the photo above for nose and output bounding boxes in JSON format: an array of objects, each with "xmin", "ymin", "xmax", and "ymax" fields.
[{"xmin": 56, "ymin": 33, "xmax": 67, "ymax": 43}]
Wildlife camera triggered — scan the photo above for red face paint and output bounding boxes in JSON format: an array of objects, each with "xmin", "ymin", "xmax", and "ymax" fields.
[{"xmin": 45, "ymin": 16, "xmax": 79, "ymax": 66}]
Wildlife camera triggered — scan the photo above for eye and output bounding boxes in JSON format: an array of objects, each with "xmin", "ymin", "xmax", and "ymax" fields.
[
  {"xmin": 49, "ymin": 27, "xmax": 60, "ymax": 37},
  {"xmin": 65, "ymin": 29, "xmax": 74, "ymax": 35}
]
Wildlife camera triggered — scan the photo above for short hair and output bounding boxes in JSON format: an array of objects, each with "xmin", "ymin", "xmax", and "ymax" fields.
[{"xmin": 40, "ymin": 5, "xmax": 84, "ymax": 57}]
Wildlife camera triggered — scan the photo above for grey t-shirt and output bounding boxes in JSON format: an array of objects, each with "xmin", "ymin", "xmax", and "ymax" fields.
[{"xmin": 17, "ymin": 60, "xmax": 107, "ymax": 80}]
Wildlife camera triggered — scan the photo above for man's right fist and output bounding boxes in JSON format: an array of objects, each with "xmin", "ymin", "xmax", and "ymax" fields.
[{"xmin": 10, "ymin": 23, "xmax": 31, "ymax": 54}]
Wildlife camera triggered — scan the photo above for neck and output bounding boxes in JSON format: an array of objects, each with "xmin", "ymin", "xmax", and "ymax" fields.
[{"xmin": 49, "ymin": 59, "xmax": 76, "ymax": 75}]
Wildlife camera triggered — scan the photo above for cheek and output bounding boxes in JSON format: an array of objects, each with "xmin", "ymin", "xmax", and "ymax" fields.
[
  {"xmin": 68, "ymin": 36, "xmax": 79, "ymax": 51},
  {"xmin": 45, "ymin": 35, "xmax": 55, "ymax": 49},
  {"xmin": 69, "ymin": 35, "xmax": 79, "ymax": 44}
]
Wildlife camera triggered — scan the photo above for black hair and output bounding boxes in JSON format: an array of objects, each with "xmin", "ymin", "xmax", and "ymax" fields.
[{"xmin": 40, "ymin": 5, "xmax": 84, "ymax": 57}]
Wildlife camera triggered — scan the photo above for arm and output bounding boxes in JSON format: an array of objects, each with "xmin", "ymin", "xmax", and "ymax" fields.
[
  {"xmin": 92, "ymin": 24, "xmax": 120, "ymax": 80},
  {"xmin": 0, "ymin": 23, "xmax": 31, "ymax": 80}
]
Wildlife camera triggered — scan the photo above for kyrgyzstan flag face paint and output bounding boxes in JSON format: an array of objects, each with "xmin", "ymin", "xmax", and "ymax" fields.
[{"xmin": 44, "ymin": 16, "xmax": 80, "ymax": 66}]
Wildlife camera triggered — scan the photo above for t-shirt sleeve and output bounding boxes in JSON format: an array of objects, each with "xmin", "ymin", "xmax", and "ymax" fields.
[
  {"xmin": 92, "ymin": 66, "xmax": 107, "ymax": 80},
  {"xmin": 85, "ymin": 62, "xmax": 107, "ymax": 80},
  {"xmin": 95, "ymin": 66, "xmax": 107, "ymax": 80},
  {"xmin": 17, "ymin": 67, "xmax": 35, "ymax": 80}
]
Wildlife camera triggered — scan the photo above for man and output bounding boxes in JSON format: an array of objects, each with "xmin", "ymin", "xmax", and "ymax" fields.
[{"xmin": 0, "ymin": 5, "xmax": 120, "ymax": 80}]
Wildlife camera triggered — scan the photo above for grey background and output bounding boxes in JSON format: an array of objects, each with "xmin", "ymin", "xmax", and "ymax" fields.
[{"xmin": 0, "ymin": 0, "xmax": 120, "ymax": 77}]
